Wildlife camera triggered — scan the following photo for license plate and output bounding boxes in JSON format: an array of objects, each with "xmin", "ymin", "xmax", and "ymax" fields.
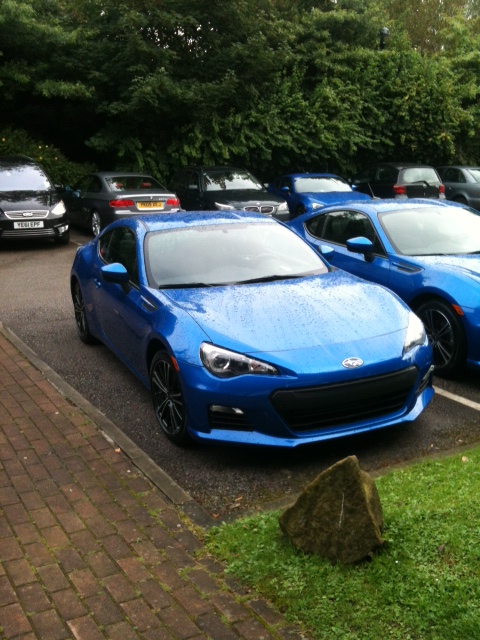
[
  {"xmin": 137, "ymin": 201, "xmax": 164, "ymax": 210},
  {"xmin": 14, "ymin": 220, "xmax": 44, "ymax": 229}
]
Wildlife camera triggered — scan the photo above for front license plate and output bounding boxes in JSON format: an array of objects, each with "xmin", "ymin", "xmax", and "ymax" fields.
[
  {"xmin": 137, "ymin": 201, "xmax": 164, "ymax": 210},
  {"xmin": 14, "ymin": 221, "xmax": 44, "ymax": 229}
]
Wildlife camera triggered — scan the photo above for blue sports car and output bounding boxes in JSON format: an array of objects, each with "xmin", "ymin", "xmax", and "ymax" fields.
[
  {"xmin": 287, "ymin": 199, "xmax": 480, "ymax": 376},
  {"xmin": 266, "ymin": 173, "xmax": 371, "ymax": 218},
  {"xmin": 70, "ymin": 210, "xmax": 433, "ymax": 447}
]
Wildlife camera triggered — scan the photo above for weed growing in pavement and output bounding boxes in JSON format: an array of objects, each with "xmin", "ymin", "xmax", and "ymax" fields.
[{"xmin": 204, "ymin": 448, "xmax": 480, "ymax": 639}]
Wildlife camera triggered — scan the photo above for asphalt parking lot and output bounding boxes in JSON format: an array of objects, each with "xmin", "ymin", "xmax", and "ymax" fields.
[{"xmin": 1, "ymin": 228, "xmax": 480, "ymax": 518}]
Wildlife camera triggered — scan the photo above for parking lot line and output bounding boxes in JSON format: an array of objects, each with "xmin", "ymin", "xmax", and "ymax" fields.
[{"xmin": 434, "ymin": 386, "xmax": 480, "ymax": 412}]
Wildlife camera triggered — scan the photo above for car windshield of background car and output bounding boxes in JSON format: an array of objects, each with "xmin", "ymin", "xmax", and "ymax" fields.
[
  {"xmin": 294, "ymin": 177, "xmax": 352, "ymax": 193},
  {"xmin": 467, "ymin": 168, "xmax": 480, "ymax": 182},
  {"xmin": 379, "ymin": 206, "xmax": 480, "ymax": 256},
  {"xmin": 403, "ymin": 168, "xmax": 440, "ymax": 184},
  {"xmin": 145, "ymin": 222, "xmax": 328, "ymax": 287},
  {"xmin": 106, "ymin": 176, "xmax": 166, "ymax": 192},
  {"xmin": 0, "ymin": 166, "xmax": 51, "ymax": 191},
  {"xmin": 203, "ymin": 170, "xmax": 263, "ymax": 191}
]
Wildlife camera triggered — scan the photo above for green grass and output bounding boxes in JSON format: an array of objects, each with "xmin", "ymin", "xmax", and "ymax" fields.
[{"xmin": 204, "ymin": 449, "xmax": 480, "ymax": 639}]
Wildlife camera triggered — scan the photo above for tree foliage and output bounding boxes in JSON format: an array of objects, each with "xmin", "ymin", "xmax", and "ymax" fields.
[{"xmin": 1, "ymin": 0, "xmax": 479, "ymax": 182}]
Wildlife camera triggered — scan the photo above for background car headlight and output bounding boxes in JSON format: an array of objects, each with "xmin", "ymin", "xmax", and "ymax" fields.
[
  {"xmin": 404, "ymin": 312, "xmax": 427, "ymax": 354},
  {"xmin": 215, "ymin": 202, "xmax": 235, "ymax": 210},
  {"xmin": 200, "ymin": 343, "xmax": 278, "ymax": 378},
  {"xmin": 51, "ymin": 200, "xmax": 66, "ymax": 216}
]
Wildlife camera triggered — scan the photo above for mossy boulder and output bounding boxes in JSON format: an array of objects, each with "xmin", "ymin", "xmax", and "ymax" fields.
[{"xmin": 279, "ymin": 455, "xmax": 384, "ymax": 564}]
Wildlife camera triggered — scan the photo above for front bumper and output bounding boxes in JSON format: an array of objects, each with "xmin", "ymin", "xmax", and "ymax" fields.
[
  {"xmin": 176, "ymin": 356, "xmax": 435, "ymax": 447},
  {"xmin": 0, "ymin": 217, "xmax": 69, "ymax": 240}
]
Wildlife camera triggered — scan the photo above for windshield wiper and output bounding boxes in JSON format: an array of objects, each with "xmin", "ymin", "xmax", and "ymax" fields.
[
  {"xmin": 159, "ymin": 282, "xmax": 217, "ymax": 289},
  {"xmin": 234, "ymin": 274, "xmax": 307, "ymax": 285}
]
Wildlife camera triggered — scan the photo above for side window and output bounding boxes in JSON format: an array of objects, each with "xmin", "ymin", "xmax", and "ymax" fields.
[
  {"xmin": 99, "ymin": 227, "xmax": 139, "ymax": 286},
  {"xmin": 320, "ymin": 211, "xmax": 386, "ymax": 256},
  {"xmin": 305, "ymin": 214, "xmax": 327, "ymax": 239},
  {"xmin": 375, "ymin": 166, "xmax": 396, "ymax": 183}
]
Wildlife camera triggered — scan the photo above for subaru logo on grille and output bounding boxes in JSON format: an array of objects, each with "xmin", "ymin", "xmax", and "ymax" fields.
[{"xmin": 342, "ymin": 357, "xmax": 364, "ymax": 369}]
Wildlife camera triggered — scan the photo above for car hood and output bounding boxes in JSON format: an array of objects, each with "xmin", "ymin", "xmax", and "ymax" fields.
[
  {"xmin": 204, "ymin": 189, "xmax": 285, "ymax": 207},
  {"xmin": 414, "ymin": 254, "xmax": 480, "ymax": 281},
  {"xmin": 305, "ymin": 191, "xmax": 372, "ymax": 205},
  {"xmin": 0, "ymin": 190, "xmax": 57, "ymax": 211},
  {"xmin": 162, "ymin": 270, "xmax": 409, "ymax": 358}
]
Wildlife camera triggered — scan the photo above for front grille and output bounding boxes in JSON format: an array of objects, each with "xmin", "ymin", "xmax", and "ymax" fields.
[
  {"xmin": 2, "ymin": 229, "xmax": 55, "ymax": 238},
  {"xmin": 4, "ymin": 210, "xmax": 49, "ymax": 219},
  {"xmin": 271, "ymin": 367, "xmax": 418, "ymax": 432},
  {"xmin": 243, "ymin": 205, "xmax": 275, "ymax": 214}
]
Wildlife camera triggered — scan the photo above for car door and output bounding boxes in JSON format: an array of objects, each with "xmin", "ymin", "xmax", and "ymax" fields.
[
  {"xmin": 440, "ymin": 167, "xmax": 463, "ymax": 200},
  {"xmin": 304, "ymin": 209, "xmax": 391, "ymax": 287},
  {"xmin": 174, "ymin": 170, "xmax": 204, "ymax": 210},
  {"xmin": 93, "ymin": 227, "xmax": 151, "ymax": 375},
  {"xmin": 69, "ymin": 175, "xmax": 103, "ymax": 228}
]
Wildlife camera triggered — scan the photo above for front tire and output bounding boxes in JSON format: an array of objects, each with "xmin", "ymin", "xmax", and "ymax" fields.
[
  {"xmin": 91, "ymin": 211, "xmax": 101, "ymax": 237},
  {"xmin": 416, "ymin": 299, "xmax": 466, "ymax": 376},
  {"xmin": 54, "ymin": 231, "xmax": 70, "ymax": 245},
  {"xmin": 150, "ymin": 351, "xmax": 191, "ymax": 446},
  {"xmin": 72, "ymin": 280, "xmax": 97, "ymax": 344}
]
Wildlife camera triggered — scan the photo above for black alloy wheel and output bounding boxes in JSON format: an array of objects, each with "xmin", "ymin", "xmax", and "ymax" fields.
[
  {"xmin": 150, "ymin": 351, "xmax": 191, "ymax": 445},
  {"xmin": 454, "ymin": 196, "xmax": 468, "ymax": 206},
  {"xmin": 72, "ymin": 280, "xmax": 97, "ymax": 344},
  {"xmin": 416, "ymin": 299, "xmax": 466, "ymax": 376},
  {"xmin": 54, "ymin": 230, "xmax": 70, "ymax": 245}
]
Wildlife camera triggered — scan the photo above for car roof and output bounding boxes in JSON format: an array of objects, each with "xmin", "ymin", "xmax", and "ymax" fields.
[
  {"xmin": 279, "ymin": 173, "xmax": 341, "ymax": 179},
  {"xmin": 376, "ymin": 162, "xmax": 436, "ymax": 169},
  {"xmin": 437, "ymin": 165, "xmax": 480, "ymax": 170},
  {"xmin": 0, "ymin": 155, "xmax": 39, "ymax": 167},
  {"xmin": 92, "ymin": 171, "xmax": 156, "ymax": 178},
  {"xmin": 178, "ymin": 166, "xmax": 249, "ymax": 172},
  {"xmin": 120, "ymin": 210, "xmax": 280, "ymax": 233},
  {"xmin": 314, "ymin": 198, "xmax": 466, "ymax": 217}
]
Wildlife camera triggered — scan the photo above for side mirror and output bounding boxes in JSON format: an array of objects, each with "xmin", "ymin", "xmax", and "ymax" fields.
[
  {"xmin": 101, "ymin": 263, "xmax": 130, "ymax": 289},
  {"xmin": 346, "ymin": 236, "xmax": 375, "ymax": 262}
]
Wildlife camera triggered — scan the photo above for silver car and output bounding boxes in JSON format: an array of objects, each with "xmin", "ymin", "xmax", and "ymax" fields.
[
  {"xmin": 436, "ymin": 166, "xmax": 480, "ymax": 211},
  {"xmin": 63, "ymin": 171, "xmax": 181, "ymax": 236}
]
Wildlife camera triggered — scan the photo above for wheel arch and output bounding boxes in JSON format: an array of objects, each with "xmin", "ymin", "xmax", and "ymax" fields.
[{"xmin": 146, "ymin": 338, "xmax": 171, "ymax": 377}]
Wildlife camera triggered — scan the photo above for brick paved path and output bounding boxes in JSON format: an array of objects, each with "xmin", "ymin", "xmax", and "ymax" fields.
[{"xmin": 0, "ymin": 328, "xmax": 307, "ymax": 640}]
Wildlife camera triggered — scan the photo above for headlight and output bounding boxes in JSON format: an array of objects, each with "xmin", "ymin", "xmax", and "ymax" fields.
[
  {"xmin": 51, "ymin": 200, "xmax": 66, "ymax": 216},
  {"xmin": 200, "ymin": 343, "xmax": 278, "ymax": 378},
  {"xmin": 404, "ymin": 312, "xmax": 427, "ymax": 354},
  {"xmin": 214, "ymin": 202, "xmax": 235, "ymax": 210},
  {"xmin": 277, "ymin": 201, "xmax": 289, "ymax": 212}
]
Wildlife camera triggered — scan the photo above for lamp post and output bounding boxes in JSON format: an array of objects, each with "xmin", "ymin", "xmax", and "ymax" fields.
[{"xmin": 379, "ymin": 27, "xmax": 390, "ymax": 50}]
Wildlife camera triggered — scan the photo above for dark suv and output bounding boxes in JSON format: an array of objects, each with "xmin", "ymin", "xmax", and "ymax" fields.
[
  {"xmin": 0, "ymin": 155, "xmax": 70, "ymax": 244},
  {"xmin": 171, "ymin": 166, "xmax": 290, "ymax": 221},
  {"xmin": 352, "ymin": 162, "xmax": 445, "ymax": 200}
]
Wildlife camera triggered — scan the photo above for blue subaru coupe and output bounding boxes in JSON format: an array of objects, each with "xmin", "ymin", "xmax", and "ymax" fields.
[
  {"xmin": 287, "ymin": 199, "xmax": 480, "ymax": 376},
  {"xmin": 70, "ymin": 210, "xmax": 433, "ymax": 447},
  {"xmin": 266, "ymin": 173, "xmax": 371, "ymax": 218}
]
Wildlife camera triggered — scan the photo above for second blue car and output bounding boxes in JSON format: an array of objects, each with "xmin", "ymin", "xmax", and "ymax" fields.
[{"xmin": 287, "ymin": 199, "xmax": 480, "ymax": 376}]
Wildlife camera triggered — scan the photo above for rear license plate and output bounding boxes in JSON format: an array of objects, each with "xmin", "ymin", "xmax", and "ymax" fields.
[
  {"xmin": 14, "ymin": 221, "xmax": 44, "ymax": 229},
  {"xmin": 137, "ymin": 201, "xmax": 164, "ymax": 210}
]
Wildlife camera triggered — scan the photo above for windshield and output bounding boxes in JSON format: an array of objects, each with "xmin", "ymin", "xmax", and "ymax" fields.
[
  {"xmin": 203, "ymin": 169, "xmax": 263, "ymax": 192},
  {"xmin": 294, "ymin": 176, "xmax": 351, "ymax": 193},
  {"xmin": 105, "ymin": 176, "xmax": 166, "ymax": 192},
  {"xmin": 380, "ymin": 206, "xmax": 480, "ymax": 256},
  {"xmin": 0, "ymin": 165, "xmax": 52, "ymax": 191},
  {"xmin": 145, "ymin": 222, "xmax": 328, "ymax": 287}
]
